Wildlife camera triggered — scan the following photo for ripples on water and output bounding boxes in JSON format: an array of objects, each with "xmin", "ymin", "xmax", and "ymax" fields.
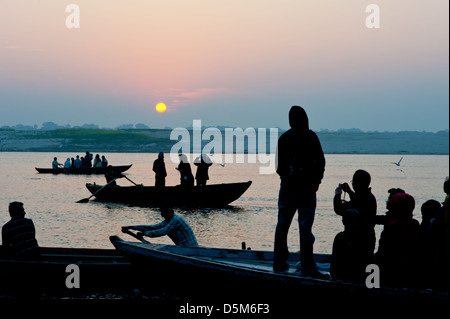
[{"xmin": 0, "ymin": 152, "xmax": 448, "ymax": 254}]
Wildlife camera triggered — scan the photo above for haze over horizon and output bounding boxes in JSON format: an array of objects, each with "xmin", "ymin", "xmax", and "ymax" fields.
[{"xmin": 1, "ymin": 1, "xmax": 449, "ymax": 132}]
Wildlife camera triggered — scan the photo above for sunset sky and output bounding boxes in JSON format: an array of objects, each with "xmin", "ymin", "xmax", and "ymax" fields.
[{"xmin": 0, "ymin": 1, "xmax": 448, "ymax": 131}]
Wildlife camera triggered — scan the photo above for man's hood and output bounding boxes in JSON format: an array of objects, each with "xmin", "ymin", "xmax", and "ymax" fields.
[{"xmin": 289, "ymin": 106, "xmax": 309, "ymax": 131}]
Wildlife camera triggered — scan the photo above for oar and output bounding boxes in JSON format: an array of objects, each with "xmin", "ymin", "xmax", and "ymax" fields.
[
  {"xmin": 58, "ymin": 164, "xmax": 69, "ymax": 175},
  {"xmin": 121, "ymin": 228, "xmax": 149, "ymax": 243},
  {"xmin": 76, "ymin": 177, "xmax": 118, "ymax": 203},
  {"xmin": 122, "ymin": 175, "xmax": 142, "ymax": 186}
]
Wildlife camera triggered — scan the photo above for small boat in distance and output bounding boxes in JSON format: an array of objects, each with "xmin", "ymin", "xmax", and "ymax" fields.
[
  {"xmin": 35, "ymin": 164, "xmax": 132, "ymax": 175},
  {"xmin": 85, "ymin": 181, "xmax": 252, "ymax": 207}
]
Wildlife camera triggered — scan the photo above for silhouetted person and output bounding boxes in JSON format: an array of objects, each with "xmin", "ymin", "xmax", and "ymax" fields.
[
  {"xmin": 105, "ymin": 165, "xmax": 124, "ymax": 186},
  {"xmin": 375, "ymin": 193, "xmax": 420, "ymax": 287},
  {"xmin": 101, "ymin": 155, "xmax": 108, "ymax": 167},
  {"xmin": 1, "ymin": 202, "xmax": 40, "ymax": 260},
  {"xmin": 52, "ymin": 157, "xmax": 61, "ymax": 169},
  {"xmin": 433, "ymin": 177, "xmax": 450, "ymax": 285},
  {"xmin": 176, "ymin": 154, "xmax": 194, "ymax": 187},
  {"xmin": 330, "ymin": 209, "xmax": 373, "ymax": 282},
  {"xmin": 194, "ymin": 154, "xmax": 213, "ymax": 186},
  {"xmin": 93, "ymin": 154, "xmax": 102, "ymax": 167},
  {"xmin": 333, "ymin": 169, "xmax": 377, "ymax": 256},
  {"xmin": 374, "ymin": 188, "xmax": 406, "ymax": 225},
  {"xmin": 74, "ymin": 155, "xmax": 82, "ymax": 168},
  {"xmin": 153, "ymin": 152, "xmax": 167, "ymax": 187},
  {"xmin": 417, "ymin": 199, "xmax": 441, "ymax": 287},
  {"xmin": 85, "ymin": 151, "xmax": 93, "ymax": 168},
  {"xmin": 273, "ymin": 106, "xmax": 326, "ymax": 278},
  {"xmin": 123, "ymin": 206, "xmax": 199, "ymax": 247}
]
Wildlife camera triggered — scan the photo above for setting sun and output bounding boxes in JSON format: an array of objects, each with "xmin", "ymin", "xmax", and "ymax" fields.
[{"xmin": 155, "ymin": 103, "xmax": 167, "ymax": 113}]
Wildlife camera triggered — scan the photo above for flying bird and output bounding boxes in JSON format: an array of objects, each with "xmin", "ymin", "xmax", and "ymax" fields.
[{"xmin": 392, "ymin": 157, "xmax": 403, "ymax": 166}]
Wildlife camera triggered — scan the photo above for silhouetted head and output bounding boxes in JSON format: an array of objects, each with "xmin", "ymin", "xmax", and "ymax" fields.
[
  {"xmin": 158, "ymin": 152, "xmax": 164, "ymax": 159},
  {"xmin": 444, "ymin": 177, "xmax": 449, "ymax": 195},
  {"xmin": 389, "ymin": 193, "xmax": 415, "ymax": 219},
  {"xmin": 342, "ymin": 209, "xmax": 361, "ymax": 231},
  {"xmin": 160, "ymin": 205, "xmax": 174, "ymax": 221},
  {"xmin": 9, "ymin": 201, "xmax": 25, "ymax": 218},
  {"xmin": 53, "ymin": 157, "xmax": 57, "ymax": 161},
  {"xmin": 178, "ymin": 154, "xmax": 188, "ymax": 163},
  {"xmin": 386, "ymin": 188, "xmax": 406, "ymax": 210},
  {"xmin": 289, "ymin": 106, "xmax": 309, "ymax": 131},
  {"xmin": 352, "ymin": 169, "xmax": 371, "ymax": 192},
  {"xmin": 421, "ymin": 199, "xmax": 441, "ymax": 221}
]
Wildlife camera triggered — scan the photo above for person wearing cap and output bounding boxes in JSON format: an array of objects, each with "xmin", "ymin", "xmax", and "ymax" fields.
[
  {"xmin": 375, "ymin": 193, "xmax": 420, "ymax": 287},
  {"xmin": 1, "ymin": 202, "xmax": 40, "ymax": 259}
]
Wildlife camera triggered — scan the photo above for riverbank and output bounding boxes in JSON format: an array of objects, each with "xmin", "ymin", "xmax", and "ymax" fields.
[{"xmin": 0, "ymin": 128, "xmax": 448, "ymax": 155}]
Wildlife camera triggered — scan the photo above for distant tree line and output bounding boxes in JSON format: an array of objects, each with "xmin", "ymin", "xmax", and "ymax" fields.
[{"xmin": 0, "ymin": 122, "xmax": 151, "ymax": 131}]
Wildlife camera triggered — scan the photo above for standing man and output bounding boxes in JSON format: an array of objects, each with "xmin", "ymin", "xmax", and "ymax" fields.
[
  {"xmin": 194, "ymin": 154, "xmax": 213, "ymax": 186},
  {"xmin": 273, "ymin": 106, "xmax": 327, "ymax": 278},
  {"xmin": 153, "ymin": 152, "xmax": 167, "ymax": 187}
]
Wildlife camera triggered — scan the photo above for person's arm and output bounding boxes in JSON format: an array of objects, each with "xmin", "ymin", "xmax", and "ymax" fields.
[
  {"xmin": 333, "ymin": 185, "xmax": 352, "ymax": 216},
  {"xmin": 126, "ymin": 221, "xmax": 166, "ymax": 232},
  {"xmin": 142, "ymin": 217, "xmax": 179, "ymax": 238},
  {"xmin": 275, "ymin": 134, "xmax": 289, "ymax": 180}
]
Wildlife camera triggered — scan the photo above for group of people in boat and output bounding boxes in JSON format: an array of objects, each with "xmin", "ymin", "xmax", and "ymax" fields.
[
  {"xmin": 52, "ymin": 151, "xmax": 108, "ymax": 169},
  {"xmin": 152, "ymin": 152, "xmax": 213, "ymax": 187}
]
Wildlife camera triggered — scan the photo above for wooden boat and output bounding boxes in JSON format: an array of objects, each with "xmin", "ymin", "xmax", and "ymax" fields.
[
  {"xmin": 0, "ymin": 246, "xmax": 136, "ymax": 294},
  {"xmin": 35, "ymin": 164, "xmax": 132, "ymax": 175},
  {"xmin": 110, "ymin": 235, "xmax": 449, "ymax": 307},
  {"xmin": 85, "ymin": 181, "xmax": 252, "ymax": 207}
]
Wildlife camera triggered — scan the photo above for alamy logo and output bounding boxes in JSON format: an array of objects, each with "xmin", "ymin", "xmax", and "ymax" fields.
[
  {"xmin": 66, "ymin": 4, "xmax": 80, "ymax": 29},
  {"xmin": 366, "ymin": 4, "xmax": 381, "ymax": 29},
  {"xmin": 170, "ymin": 120, "xmax": 278, "ymax": 174},
  {"xmin": 365, "ymin": 264, "xmax": 380, "ymax": 289},
  {"xmin": 65, "ymin": 264, "xmax": 80, "ymax": 288}
]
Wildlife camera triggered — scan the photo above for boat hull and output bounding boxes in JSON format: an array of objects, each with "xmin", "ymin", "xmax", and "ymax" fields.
[
  {"xmin": 110, "ymin": 236, "xmax": 449, "ymax": 306},
  {"xmin": 85, "ymin": 181, "xmax": 252, "ymax": 207},
  {"xmin": 35, "ymin": 164, "xmax": 132, "ymax": 175},
  {"xmin": 0, "ymin": 246, "xmax": 136, "ymax": 295}
]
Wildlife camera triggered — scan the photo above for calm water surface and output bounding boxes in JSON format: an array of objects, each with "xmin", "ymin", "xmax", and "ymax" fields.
[{"xmin": 0, "ymin": 152, "xmax": 448, "ymax": 254}]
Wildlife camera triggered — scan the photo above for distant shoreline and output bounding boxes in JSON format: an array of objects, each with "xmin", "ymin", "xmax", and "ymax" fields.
[{"xmin": 0, "ymin": 129, "xmax": 448, "ymax": 155}]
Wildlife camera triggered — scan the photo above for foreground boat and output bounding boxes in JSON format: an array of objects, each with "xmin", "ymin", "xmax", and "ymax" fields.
[
  {"xmin": 0, "ymin": 246, "xmax": 136, "ymax": 294},
  {"xmin": 85, "ymin": 181, "xmax": 252, "ymax": 207},
  {"xmin": 110, "ymin": 235, "xmax": 448, "ymax": 306},
  {"xmin": 35, "ymin": 164, "xmax": 132, "ymax": 175}
]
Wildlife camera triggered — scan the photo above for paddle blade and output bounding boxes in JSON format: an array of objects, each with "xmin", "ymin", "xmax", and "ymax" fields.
[{"xmin": 76, "ymin": 198, "xmax": 90, "ymax": 203}]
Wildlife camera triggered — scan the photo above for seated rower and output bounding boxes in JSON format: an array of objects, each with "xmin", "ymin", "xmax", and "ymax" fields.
[
  {"xmin": 52, "ymin": 157, "xmax": 62, "ymax": 169},
  {"xmin": 123, "ymin": 206, "xmax": 199, "ymax": 247},
  {"xmin": 105, "ymin": 165, "xmax": 124, "ymax": 186}
]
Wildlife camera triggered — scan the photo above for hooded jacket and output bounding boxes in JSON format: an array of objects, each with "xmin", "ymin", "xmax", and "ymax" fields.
[{"xmin": 276, "ymin": 106, "xmax": 325, "ymax": 193}]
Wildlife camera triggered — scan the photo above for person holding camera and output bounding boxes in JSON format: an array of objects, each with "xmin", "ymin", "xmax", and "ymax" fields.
[{"xmin": 333, "ymin": 169, "xmax": 377, "ymax": 256}]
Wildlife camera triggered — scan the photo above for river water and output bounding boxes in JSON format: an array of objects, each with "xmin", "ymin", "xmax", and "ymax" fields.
[{"xmin": 0, "ymin": 152, "xmax": 448, "ymax": 254}]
